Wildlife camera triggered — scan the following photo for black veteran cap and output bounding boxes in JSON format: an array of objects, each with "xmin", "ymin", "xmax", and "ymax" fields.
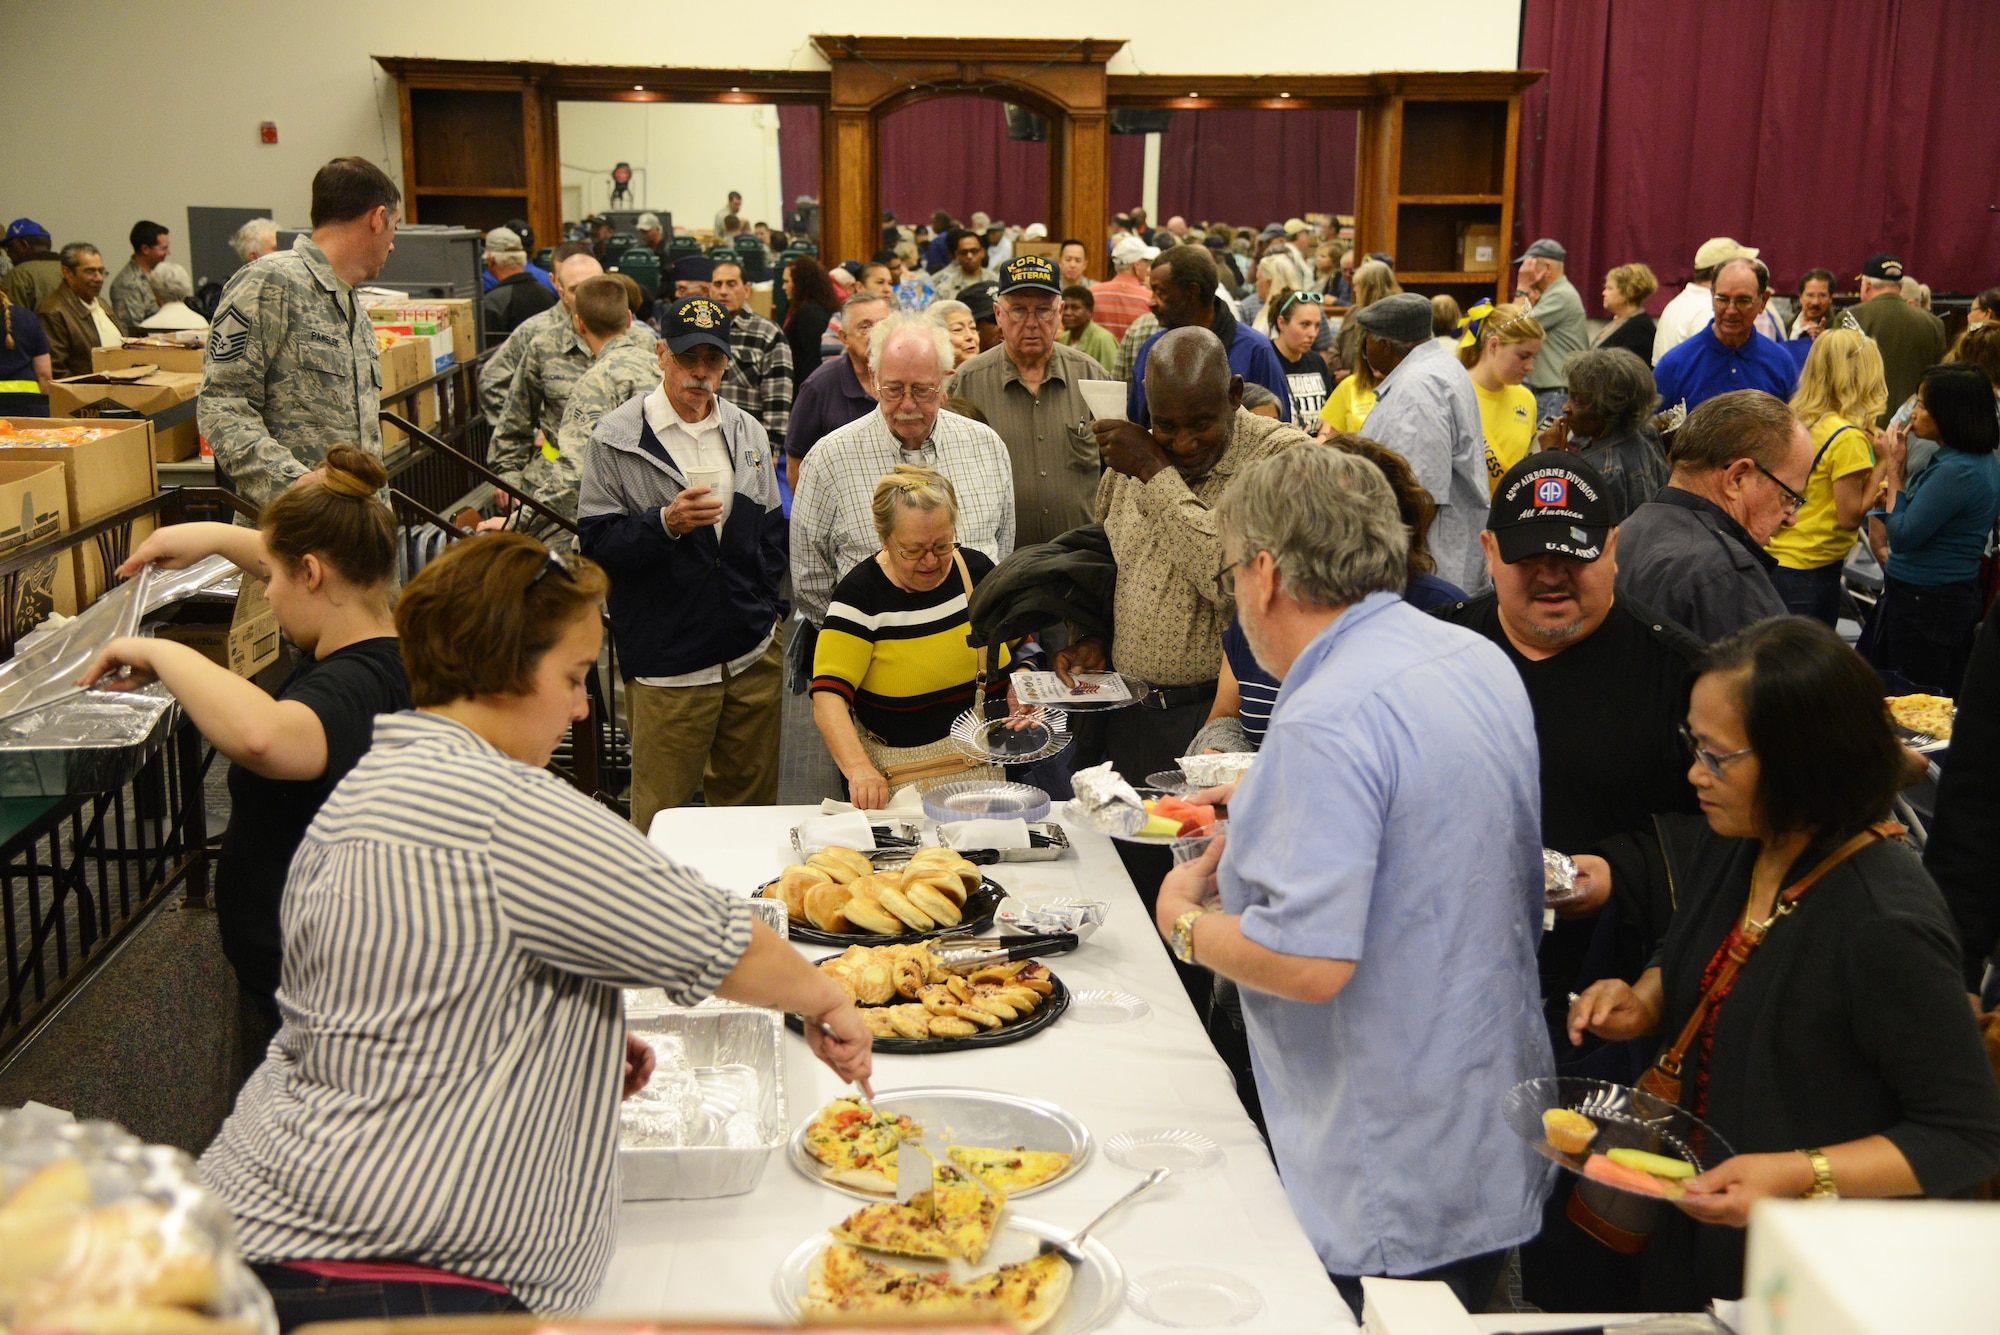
[
  {"xmin": 996, "ymin": 254, "xmax": 1062, "ymax": 297},
  {"xmin": 664, "ymin": 296, "xmax": 732, "ymax": 356},
  {"xmin": 1487, "ymin": 453, "xmax": 1614, "ymax": 563}
]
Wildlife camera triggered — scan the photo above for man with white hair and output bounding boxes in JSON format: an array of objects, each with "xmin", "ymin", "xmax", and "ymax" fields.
[
  {"xmin": 1512, "ymin": 238, "xmax": 1586, "ymax": 423},
  {"xmin": 145, "ymin": 261, "xmax": 194, "ymax": 310},
  {"xmin": 1846, "ymin": 252, "xmax": 1946, "ymax": 426},
  {"xmin": 1154, "ymin": 444, "xmax": 1550, "ymax": 1319},
  {"xmin": 482, "ymin": 226, "xmax": 556, "ymax": 339},
  {"xmin": 790, "ymin": 314, "xmax": 1015, "ymax": 628},
  {"xmin": 229, "ymin": 218, "xmax": 279, "ymax": 266}
]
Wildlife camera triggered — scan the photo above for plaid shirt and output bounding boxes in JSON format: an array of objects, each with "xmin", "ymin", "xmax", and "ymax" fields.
[
  {"xmin": 1115, "ymin": 313, "xmax": 1161, "ymax": 383},
  {"xmin": 719, "ymin": 309, "xmax": 794, "ymax": 450},
  {"xmin": 790, "ymin": 406, "xmax": 1016, "ymax": 627}
]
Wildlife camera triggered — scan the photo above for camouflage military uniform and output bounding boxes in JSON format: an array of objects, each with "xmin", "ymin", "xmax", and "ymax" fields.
[
  {"xmin": 526, "ymin": 327, "xmax": 661, "ymax": 525},
  {"xmin": 478, "ymin": 299, "xmax": 567, "ymax": 427},
  {"xmin": 106, "ymin": 260, "xmax": 157, "ymax": 336},
  {"xmin": 489, "ymin": 312, "xmax": 655, "ymax": 491},
  {"xmin": 198, "ymin": 235, "xmax": 380, "ymax": 512}
]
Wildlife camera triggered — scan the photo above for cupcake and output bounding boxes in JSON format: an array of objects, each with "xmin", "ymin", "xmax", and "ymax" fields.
[{"xmin": 1542, "ymin": 1107, "xmax": 1599, "ymax": 1156}]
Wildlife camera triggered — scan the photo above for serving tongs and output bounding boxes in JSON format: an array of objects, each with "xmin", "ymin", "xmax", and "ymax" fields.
[{"xmin": 929, "ymin": 934, "xmax": 1078, "ymax": 973}]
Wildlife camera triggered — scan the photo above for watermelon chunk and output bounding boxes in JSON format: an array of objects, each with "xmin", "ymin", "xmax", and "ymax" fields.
[{"xmin": 1148, "ymin": 795, "xmax": 1217, "ymax": 836}]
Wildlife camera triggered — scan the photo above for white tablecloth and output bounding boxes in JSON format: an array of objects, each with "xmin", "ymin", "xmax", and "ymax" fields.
[{"xmin": 598, "ymin": 805, "xmax": 1355, "ymax": 1330}]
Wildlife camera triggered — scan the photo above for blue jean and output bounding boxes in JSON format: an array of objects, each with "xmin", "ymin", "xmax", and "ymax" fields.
[
  {"xmin": 252, "ymin": 1264, "xmax": 529, "ymax": 1333},
  {"xmin": 1768, "ymin": 561, "xmax": 1845, "ymax": 625},
  {"xmin": 1532, "ymin": 386, "xmax": 1569, "ymax": 426},
  {"xmin": 1331, "ymin": 1247, "xmax": 1511, "ymax": 1319}
]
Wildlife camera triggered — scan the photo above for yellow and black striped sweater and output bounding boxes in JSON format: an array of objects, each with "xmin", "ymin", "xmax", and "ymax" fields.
[{"xmin": 810, "ymin": 549, "xmax": 1013, "ymax": 747}]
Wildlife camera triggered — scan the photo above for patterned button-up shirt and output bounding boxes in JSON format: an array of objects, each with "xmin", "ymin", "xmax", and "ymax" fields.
[
  {"xmin": 1115, "ymin": 313, "xmax": 1161, "ymax": 384},
  {"xmin": 718, "ymin": 308, "xmax": 794, "ymax": 451},
  {"xmin": 791, "ymin": 406, "xmax": 1016, "ymax": 626},
  {"xmin": 198, "ymin": 235, "xmax": 381, "ymax": 511},
  {"xmin": 950, "ymin": 341, "xmax": 1116, "ymax": 546},
  {"xmin": 529, "ymin": 327, "xmax": 662, "ymax": 523},
  {"xmin": 1095, "ymin": 408, "xmax": 1310, "ymax": 686},
  {"xmin": 106, "ymin": 259, "xmax": 158, "ymax": 336},
  {"xmin": 932, "ymin": 264, "xmax": 997, "ymax": 302}
]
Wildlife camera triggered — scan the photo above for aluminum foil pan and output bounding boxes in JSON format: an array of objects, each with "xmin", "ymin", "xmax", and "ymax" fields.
[
  {"xmin": 1545, "ymin": 848, "xmax": 1584, "ymax": 906},
  {"xmin": 619, "ymin": 1003, "xmax": 786, "ymax": 1200},
  {"xmin": 0, "ymin": 566, "xmax": 153, "ymax": 723},
  {"xmin": 0, "ymin": 682, "xmax": 177, "ymax": 797}
]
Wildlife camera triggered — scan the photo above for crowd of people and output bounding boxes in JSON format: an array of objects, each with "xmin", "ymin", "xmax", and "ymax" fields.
[{"xmin": 35, "ymin": 148, "xmax": 1986, "ymax": 1325}]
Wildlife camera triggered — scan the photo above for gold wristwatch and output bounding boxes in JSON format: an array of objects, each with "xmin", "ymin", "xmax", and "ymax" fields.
[
  {"xmin": 1800, "ymin": 1148, "xmax": 1838, "ymax": 1199},
  {"xmin": 1170, "ymin": 907, "xmax": 1214, "ymax": 965}
]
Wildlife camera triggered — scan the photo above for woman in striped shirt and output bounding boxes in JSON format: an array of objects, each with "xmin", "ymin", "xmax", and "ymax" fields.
[
  {"xmin": 810, "ymin": 465, "xmax": 1023, "ymax": 808},
  {"xmin": 198, "ymin": 533, "xmax": 872, "ymax": 1325}
]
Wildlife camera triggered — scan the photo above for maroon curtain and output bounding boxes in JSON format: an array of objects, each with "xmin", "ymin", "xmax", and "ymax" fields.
[
  {"xmin": 776, "ymin": 103, "xmax": 820, "ymax": 209},
  {"xmin": 1519, "ymin": 0, "xmax": 2000, "ymax": 313},
  {"xmin": 1109, "ymin": 133, "xmax": 1146, "ymax": 222},
  {"xmin": 1155, "ymin": 109, "xmax": 1357, "ymax": 226},
  {"xmin": 877, "ymin": 99, "xmax": 1049, "ymax": 231}
]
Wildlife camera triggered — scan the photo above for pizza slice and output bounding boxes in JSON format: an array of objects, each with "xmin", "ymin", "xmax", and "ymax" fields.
[
  {"xmin": 983, "ymin": 1251, "xmax": 1074, "ymax": 1335},
  {"xmin": 827, "ymin": 1197, "xmax": 955, "ymax": 1260},
  {"xmin": 802, "ymin": 1244, "xmax": 1070, "ymax": 1333},
  {"xmin": 801, "ymin": 1098, "xmax": 921, "ymax": 1193},
  {"xmin": 947, "ymin": 1145, "xmax": 1073, "ymax": 1194},
  {"xmin": 931, "ymin": 1176, "xmax": 1006, "ymax": 1264}
]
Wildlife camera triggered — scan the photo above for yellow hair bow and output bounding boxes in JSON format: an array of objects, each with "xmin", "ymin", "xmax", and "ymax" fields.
[{"xmin": 1457, "ymin": 300, "xmax": 1496, "ymax": 349}]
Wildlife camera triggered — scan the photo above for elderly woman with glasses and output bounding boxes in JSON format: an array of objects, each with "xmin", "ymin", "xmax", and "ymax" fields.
[
  {"xmin": 1566, "ymin": 617, "xmax": 2000, "ymax": 1310},
  {"xmin": 811, "ymin": 465, "xmax": 1030, "ymax": 809}
]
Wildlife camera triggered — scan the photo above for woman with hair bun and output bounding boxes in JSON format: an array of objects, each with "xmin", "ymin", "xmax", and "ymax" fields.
[{"xmin": 78, "ymin": 444, "xmax": 409, "ymax": 1035}]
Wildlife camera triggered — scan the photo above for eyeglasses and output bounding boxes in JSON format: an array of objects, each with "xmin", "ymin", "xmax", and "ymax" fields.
[
  {"xmin": 892, "ymin": 540, "xmax": 957, "ymax": 562},
  {"xmin": 672, "ymin": 348, "xmax": 729, "ymax": 372},
  {"xmin": 878, "ymin": 382, "xmax": 942, "ymax": 405},
  {"xmin": 526, "ymin": 549, "xmax": 579, "ymax": 590},
  {"xmin": 1277, "ymin": 291, "xmax": 1326, "ymax": 318},
  {"xmin": 1680, "ymin": 723, "xmax": 1753, "ymax": 779},
  {"xmin": 1213, "ymin": 558, "xmax": 1243, "ymax": 600},
  {"xmin": 998, "ymin": 302, "xmax": 1060, "ymax": 324},
  {"xmin": 1752, "ymin": 460, "xmax": 1806, "ymax": 514},
  {"xmin": 1711, "ymin": 293, "xmax": 1760, "ymax": 311}
]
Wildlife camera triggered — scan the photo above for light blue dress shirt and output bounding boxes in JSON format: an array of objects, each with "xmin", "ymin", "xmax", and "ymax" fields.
[
  {"xmin": 1363, "ymin": 340, "xmax": 1492, "ymax": 594},
  {"xmin": 1217, "ymin": 592, "xmax": 1554, "ymax": 1277}
]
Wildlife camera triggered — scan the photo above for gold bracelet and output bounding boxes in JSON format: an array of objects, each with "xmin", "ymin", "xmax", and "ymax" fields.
[{"xmin": 1800, "ymin": 1147, "xmax": 1839, "ymax": 1199}]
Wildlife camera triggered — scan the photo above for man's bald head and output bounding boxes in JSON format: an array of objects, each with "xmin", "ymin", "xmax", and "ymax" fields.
[
  {"xmin": 554, "ymin": 253, "xmax": 604, "ymax": 310},
  {"xmin": 1143, "ymin": 326, "xmax": 1241, "ymax": 482},
  {"xmin": 1147, "ymin": 326, "xmax": 1232, "ymax": 401}
]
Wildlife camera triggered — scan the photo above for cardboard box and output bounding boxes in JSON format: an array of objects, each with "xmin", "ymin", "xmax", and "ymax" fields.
[
  {"xmin": 747, "ymin": 287, "xmax": 774, "ymax": 320},
  {"xmin": 91, "ymin": 342, "xmax": 204, "ymax": 376},
  {"xmin": 0, "ymin": 418, "xmax": 159, "ymax": 609},
  {"xmin": 1459, "ymin": 224, "xmax": 1502, "ymax": 272},
  {"xmin": 153, "ymin": 574, "xmax": 280, "ymax": 678},
  {"xmin": 1011, "ymin": 240, "xmax": 1061, "ymax": 262},
  {"xmin": 376, "ymin": 337, "xmax": 428, "ymax": 450},
  {"xmin": 0, "ymin": 460, "xmax": 78, "ymax": 625},
  {"xmin": 49, "ymin": 368, "xmax": 203, "ymax": 462}
]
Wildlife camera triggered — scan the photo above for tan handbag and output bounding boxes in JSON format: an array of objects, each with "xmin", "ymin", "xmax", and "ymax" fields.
[
  {"xmin": 1568, "ymin": 821, "xmax": 1903, "ymax": 1254},
  {"xmin": 855, "ymin": 550, "xmax": 1003, "ymax": 794}
]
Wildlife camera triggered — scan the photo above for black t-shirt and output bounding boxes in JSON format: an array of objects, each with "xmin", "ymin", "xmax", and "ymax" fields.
[
  {"xmin": 216, "ymin": 637, "xmax": 410, "ymax": 1009},
  {"xmin": 1274, "ymin": 348, "xmax": 1332, "ymax": 425}
]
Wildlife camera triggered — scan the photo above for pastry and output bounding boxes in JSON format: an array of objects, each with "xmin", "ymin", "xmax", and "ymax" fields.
[
  {"xmin": 876, "ymin": 884, "xmax": 936, "ymax": 932},
  {"xmin": 1541, "ymin": 1108, "xmax": 1598, "ymax": 1156},
  {"xmin": 904, "ymin": 880, "xmax": 962, "ymax": 927},
  {"xmin": 773, "ymin": 865, "xmax": 830, "ymax": 922},
  {"xmin": 840, "ymin": 878, "xmax": 905, "ymax": 936},
  {"xmin": 804, "ymin": 881, "xmax": 854, "ymax": 933}
]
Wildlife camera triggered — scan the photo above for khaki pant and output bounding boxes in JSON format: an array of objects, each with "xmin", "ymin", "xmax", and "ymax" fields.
[{"xmin": 627, "ymin": 628, "xmax": 784, "ymax": 834}]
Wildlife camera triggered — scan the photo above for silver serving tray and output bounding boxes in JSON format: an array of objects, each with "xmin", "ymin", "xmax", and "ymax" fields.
[
  {"xmin": 619, "ymin": 1002, "xmax": 786, "ymax": 1200},
  {"xmin": 791, "ymin": 821, "xmax": 1074, "ymax": 863},
  {"xmin": 772, "ymin": 1214, "xmax": 1124, "ymax": 1334},
  {"xmin": 789, "ymin": 1085, "xmax": 1091, "ymax": 1200},
  {"xmin": 790, "ymin": 819, "xmax": 924, "ymax": 860}
]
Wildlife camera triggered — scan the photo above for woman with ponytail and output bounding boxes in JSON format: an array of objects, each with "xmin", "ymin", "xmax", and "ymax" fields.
[{"xmin": 78, "ymin": 445, "xmax": 409, "ymax": 1035}]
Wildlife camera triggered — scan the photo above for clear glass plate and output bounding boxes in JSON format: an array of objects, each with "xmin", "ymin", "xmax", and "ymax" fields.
[
  {"xmin": 1066, "ymin": 989, "xmax": 1151, "ymax": 1024},
  {"xmin": 1104, "ymin": 1127, "xmax": 1224, "ymax": 1176},
  {"xmin": 1127, "ymin": 1266, "xmax": 1264, "ymax": 1327}
]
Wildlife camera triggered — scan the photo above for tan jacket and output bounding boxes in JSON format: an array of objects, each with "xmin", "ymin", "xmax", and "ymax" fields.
[{"xmin": 37, "ymin": 286, "xmax": 115, "ymax": 378}]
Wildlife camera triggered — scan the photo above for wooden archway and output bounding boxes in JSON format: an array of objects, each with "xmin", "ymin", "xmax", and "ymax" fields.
[{"xmin": 813, "ymin": 36, "xmax": 1127, "ymax": 278}]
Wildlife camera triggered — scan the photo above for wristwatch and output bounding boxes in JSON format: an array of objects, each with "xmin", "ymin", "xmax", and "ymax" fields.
[
  {"xmin": 1170, "ymin": 907, "xmax": 1214, "ymax": 965},
  {"xmin": 1800, "ymin": 1147, "xmax": 1839, "ymax": 1199}
]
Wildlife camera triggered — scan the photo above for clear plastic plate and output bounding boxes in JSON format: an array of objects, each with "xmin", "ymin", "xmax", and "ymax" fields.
[
  {"xmin": 1066, "ymin": 989, "xmax": 1151, "ymax": 1024},
  {"xmin": 1501, "ymin": 1075, "xmax": 1736, "ymax": 1198},
  {"xmin": 922, "ymin": 780, "xmax": 1051, "ymax": 824},
  {"xmin": 1127, "ymin": 1266, "xmax": 1264, "ymax": 1327},
  {"xmin": 950, "ymin": 706, "xmax": 1072, "ymax": 764},
  {"xmin": 1103, "ymin": 1128, "xmax": 1224, "ymax": 1176}
]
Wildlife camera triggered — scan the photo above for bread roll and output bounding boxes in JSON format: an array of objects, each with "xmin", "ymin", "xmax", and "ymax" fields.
[
  {"xmin": 808, "ymin": 846, "xmax": 873, "ymax": 882},
  {"xmin": 777, "ymin": 866, "xmax": 830, "ymax": 922},
  {"xmin": 876, "ymin": 885, "xmax": 936, "ymax": 931},
  {"xmin": 904, "ymin": 881, "xmax": 961, "ymax": 927},
  {"xmin": 804, "ymin": 881, "xmax": 854, "ymax": 933},
  {"xmin": 841, "ymin": 878, "xmax": 905, "ymax": 935}
]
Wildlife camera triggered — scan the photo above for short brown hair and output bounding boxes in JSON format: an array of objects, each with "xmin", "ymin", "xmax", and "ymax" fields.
[
  {"xmin": 310, "ymin": 157, "xmax": 401, "ymax": 228},
  {"xmin": 1669, "ymin": 389, "xmax": 1799, "ymax": 474},
  {"xmin": 395, "ymin": 533, "xmax": 609, "ymax": 708},
  {"xmin": 551, "ymin": 240, "xmax": 593, "ymax": 264},
  {"xmin": 610, "ymin": 272, "xmax": 648, "ymax": 318},
  {"xmin": 1947, "ymin": 322, "xmax": 2000, "ymax": 390},
  {"xmin": 1325, "ymin": 433, "xmax": 1439, "ymax": 576},
  {"xmin": 572, "ymin": 275, "xmax": 631, "ymax": 338},
  {"xmin": 1606, "ymin": 262, "xmax": 1660, "ymax": 306},
  {"xmin": 260, "ymin": 444, "xmax": 396, "ymax": 587}
]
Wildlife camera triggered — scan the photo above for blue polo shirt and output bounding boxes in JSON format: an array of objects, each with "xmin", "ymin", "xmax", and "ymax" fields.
[
  {"xmin": 1217, "ymin": 592, "xmax": 1553, "ymax": 1276},
  {"xmin": 1653, "ymin": 324, "xmax": 1798, "ymax": 410},
  {"xmin": 480, "ymin": 260, "xmax": 554, "ymax": 294}
]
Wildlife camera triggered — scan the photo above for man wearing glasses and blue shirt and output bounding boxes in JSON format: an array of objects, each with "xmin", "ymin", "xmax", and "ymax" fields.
[
  {"xmin": 1653, "ymin": 257, "xmax": 1800, "ymax": 412},
  {"xmin": 1613, "ymin": 389, "xmax": 1814, "ymax": 642}
]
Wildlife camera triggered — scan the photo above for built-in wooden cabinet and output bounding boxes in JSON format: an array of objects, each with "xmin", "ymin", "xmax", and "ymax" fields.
[{"xmin": 379, "ymin": 62, "xmax": 561, "ymax": 253}]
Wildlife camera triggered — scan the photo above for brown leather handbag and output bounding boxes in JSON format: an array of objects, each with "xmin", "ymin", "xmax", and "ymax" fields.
[{"xmin": 1569, "ymin": 821, "xmax": 1903, "ymax": 1253}]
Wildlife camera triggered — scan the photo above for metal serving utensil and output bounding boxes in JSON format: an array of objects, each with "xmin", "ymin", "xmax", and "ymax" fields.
[{"xmin": 1038, "ymin": 1166, "xmax": 1169, "ymax": 1262}]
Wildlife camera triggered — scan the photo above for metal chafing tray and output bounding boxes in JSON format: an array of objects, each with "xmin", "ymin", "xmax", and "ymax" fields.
[{"xmin": 790, "ymin": 820, "xmax": 1072, "ymax": 863}]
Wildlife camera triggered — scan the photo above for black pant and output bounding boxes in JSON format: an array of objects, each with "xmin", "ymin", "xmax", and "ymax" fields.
[
  {"xmin": 1768, "ymin": 561, "xmax": 1844, "ymax": 625},
  {"xmin": 1870, "ymin": 574, "xmax": 1984, "ymax": 695},
  {"xmin": 253, "ymin": 1264, "xmax": 528, "ymax": 1332},
  {"xmin": 1331, "ymin": 1247, "xmax": 1510, "ymax": 1319}
]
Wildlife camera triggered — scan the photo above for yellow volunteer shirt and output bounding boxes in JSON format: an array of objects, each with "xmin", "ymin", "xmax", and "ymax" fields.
[
  {"xmin": 1320, "ymin": 373, "xmax": 1377, "ymax": 435},
  {"xmin": 1767, "ymin": 412, "xmax": 1876, "ymax": 570},
  {"xmin": 1477, "ymin": 381, "xmax": 1538, "ymax": 495}
]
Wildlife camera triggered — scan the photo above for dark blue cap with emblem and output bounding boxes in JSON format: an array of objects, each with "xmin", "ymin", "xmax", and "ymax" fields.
[
  {"xmin": 664, "ymin": 296, "xmax": 732, "ymax": 356},
  {"xmin": 996, "ymin": 254, "xmax": 1061, "ymax": 297},
  {"xmin": 1487, "ymin": 452, "xmax": 1614, "ymax": 563}
]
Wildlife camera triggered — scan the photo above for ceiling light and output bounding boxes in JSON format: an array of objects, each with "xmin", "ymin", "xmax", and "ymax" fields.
[
  {"xmin": 730, "ymin": 86, "xmax": 741, "ymax": 92},
  {"xmin": 1189, "ymin": 91, "xmax": 1199, "ymax": 97},
  {"xmin": 633, "ymin": 85, "xmax": 644, "ymax": 91},
  {"xmin": 1280, "ymin": 92, "xmax": 1291, "ymax": 99}
]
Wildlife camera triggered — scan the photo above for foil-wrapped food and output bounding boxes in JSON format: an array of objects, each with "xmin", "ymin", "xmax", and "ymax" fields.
[
  {"xmin": 1066, "ymin": 761, "xmax": 1147, "ymax": 834},
  {"xmin": 1544, "ymin": 849, "xmax": 1584, "ymax": 906}
]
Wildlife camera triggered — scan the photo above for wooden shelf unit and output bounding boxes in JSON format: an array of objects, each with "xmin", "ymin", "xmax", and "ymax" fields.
[{"xmin": 381, "ymin": 61, "xmax": 561, "ymax": 252}]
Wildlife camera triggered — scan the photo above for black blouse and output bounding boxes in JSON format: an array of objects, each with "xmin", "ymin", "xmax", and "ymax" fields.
[
  {"xmin": 1599, "ymin": 815, "xmax": 2000, "ymax": 1306},
  {"xmin": 1597, "ymin": 312, "xmax": 1658, "ymax": 365}
]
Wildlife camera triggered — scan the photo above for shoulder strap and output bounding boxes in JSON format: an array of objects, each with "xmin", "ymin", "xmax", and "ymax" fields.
[
  {"xmin": 1652, "ymin": 821, "xmax": 1902, "ymax": 1080},
  {"xmin": 952, "ymin": 548, "xmax": 986, "ymax": 700},
  {"xmin": 1810, "ymin": 423, "xmax": 1859, "ymax": 476}
]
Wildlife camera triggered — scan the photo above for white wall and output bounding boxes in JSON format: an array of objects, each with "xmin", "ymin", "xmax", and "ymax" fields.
[
  {"xmin": 558, "ymin": 103, "xmax": 783, "ymax": 232},
  {"xmin": 0, "ymin": 0, "xmax": 1520, "ymax": 262}
]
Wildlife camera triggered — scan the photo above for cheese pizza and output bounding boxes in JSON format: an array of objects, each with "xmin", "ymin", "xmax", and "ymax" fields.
[
  {"xmin": 1888, "ymin": 693, "xmax": 1954, "ymax": 740},
  {"xmin": 947, "ymin": 1146, "xmax": 1075, "ymax": 1194},
  {"xmin": 804, "ymin": 1245, "xmax": 1072, "ymax": 1333}
]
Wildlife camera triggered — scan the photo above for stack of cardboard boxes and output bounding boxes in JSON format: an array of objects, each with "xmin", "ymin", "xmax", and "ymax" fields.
[{"xmin": 363, "ymin": 296, "xmax": 476, "ymax": 450}]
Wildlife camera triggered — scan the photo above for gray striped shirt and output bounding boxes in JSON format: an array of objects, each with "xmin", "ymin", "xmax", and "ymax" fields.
[{"xmin": 197, "ymin": 711, "xmax": 754, "ymax": 1312}]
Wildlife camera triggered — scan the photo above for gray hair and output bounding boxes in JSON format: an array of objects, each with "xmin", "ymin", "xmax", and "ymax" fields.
[
  {"xmin": 841, "ymin": 290, "xmax": 890, "ymax": 322},
  {"xmin": 59, "ymin": 243, "xmax": 100, "ymax": 270},
  {"xmin": 927, "ymin": 299, "xmax": 972, "ymax": 326},
  {"xmin": 229, "ymin": 217, "xmax": 278, "ymax": 262},
  {"xmin": 1257, "ymin": 253, "xmax": 1302, "ymax": 289},
  {"xmin": 1565, "ymin": 347, "xmax": 1658, "ymax": 435},
  {"xmin": 868, "ymin": 312, "xmax": 954, "ymax": 379},
  {"xmin": 1218, "ymin": 448, "xmax": 1408, "ymax": 608},
  {"xmin": 147, "ymin": 261, "xmax": 193, "ymax": 302}
]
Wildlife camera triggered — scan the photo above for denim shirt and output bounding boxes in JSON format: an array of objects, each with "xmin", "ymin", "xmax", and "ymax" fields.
[{"xmin": 1217, "ymin": 592, "xmax": 1553, "ymax": 1275}]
